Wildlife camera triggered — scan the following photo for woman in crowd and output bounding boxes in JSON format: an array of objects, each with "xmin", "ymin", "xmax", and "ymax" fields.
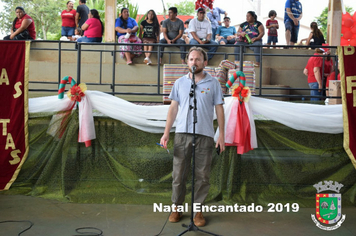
[
  {"xmin": 299, "ymin": 22, "xmax": 325, "ymax": 49},
  {"xmin": 139, "ymin": 9, "xmax": 160, "ymax": 65},
  {"xmin": 303, "ymin": 48, "xmax": 325, "ymax": 101},
  {"xmin": 115, "ymin": 8, "xmax": 142, "ymax": 65},
  {"xmin": 77, "ymin": 9, "xmax": 103, "ymax": 43},
  {"xmin": 3, "ymin": 6, "xmax": 36, "ymax": 40},
  {"xmin": 234, "ymin": 11, "xmax": 264, "ymax": 67},
  {"xmin": 61, "ymin": 1, "xmax": 76, "ymax": 38}
]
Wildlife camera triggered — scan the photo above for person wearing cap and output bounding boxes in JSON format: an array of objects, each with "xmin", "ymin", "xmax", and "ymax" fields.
[
  {"xmin": 215, "ymin": 17, "xmax": 237, "ymax": 45},
  {"xmin": 206, "ymin": 7, "xmax": 227, "ymax": 41},
  {"xmin": 189, "ymin": 8, "xmax": 218, "ymax": 61},
  {"xmin": 159, "ymin": 7, "xmax": 186, "ymax": 64},
  {"xmin": 303, "ymin": 48, "xmax": 324, "ymax": 101}
]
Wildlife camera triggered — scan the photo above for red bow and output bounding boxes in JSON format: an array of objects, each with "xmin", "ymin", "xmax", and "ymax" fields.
[{"xmin": 69, "ymin": 85, "xmax": 85, "ymax": 102}]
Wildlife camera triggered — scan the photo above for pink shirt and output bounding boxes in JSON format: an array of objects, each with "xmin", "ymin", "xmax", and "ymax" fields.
[{"xmin": 84, "ymin": 18, "xmax": 102, "ymax": 38}]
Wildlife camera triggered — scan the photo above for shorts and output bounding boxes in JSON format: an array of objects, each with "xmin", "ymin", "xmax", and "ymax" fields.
[
  {"xmin": 285, "ymin": 21, "xmax": 300, "ymax": 43},
  {"xmin": 267, "ymin": 36, "xmax": 278, "ymax": 44},
  {"xmin": 142, "ymin": 37, "xmax": 157, "ymax": 44},
  {"xmin": 61, "ymin": 26, "xmax": 75, "ymax": 37}
]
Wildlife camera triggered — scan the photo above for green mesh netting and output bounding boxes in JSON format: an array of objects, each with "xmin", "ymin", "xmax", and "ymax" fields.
[{"xmin": 1, "ymin": 111, "xmax": 356, "ymax": 207}]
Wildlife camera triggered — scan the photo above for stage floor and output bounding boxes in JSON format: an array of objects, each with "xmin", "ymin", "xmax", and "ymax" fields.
[{"xmin": 0, "ymin": 195, "xmax": 355, "ymax": 236}]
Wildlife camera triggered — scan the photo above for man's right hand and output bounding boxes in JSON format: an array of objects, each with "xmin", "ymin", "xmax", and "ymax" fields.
[{"xmin": 160, "ymin": 134, "xmax": 169, "ymax": 149}]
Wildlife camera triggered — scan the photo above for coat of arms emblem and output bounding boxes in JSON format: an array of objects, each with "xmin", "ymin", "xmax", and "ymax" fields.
[{"xmin": 311, "ymin": 181, "xmax": 346, "ymax": 230}]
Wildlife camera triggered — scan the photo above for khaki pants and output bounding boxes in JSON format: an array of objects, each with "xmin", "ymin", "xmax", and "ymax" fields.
[{"xmin": 172, "ymin": 133, "xmax": 214, "ymax": 206}]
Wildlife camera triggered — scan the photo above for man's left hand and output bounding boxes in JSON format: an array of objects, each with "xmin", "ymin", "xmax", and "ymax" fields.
[{"xmin": 216, "ymin": 136, "xmax": 225, "ymax": 154}]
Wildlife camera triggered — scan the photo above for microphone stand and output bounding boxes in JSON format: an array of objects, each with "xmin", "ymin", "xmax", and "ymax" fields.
[{"xmin": 178, "ymin": 68, "xmax": 220, "ymax": 236}]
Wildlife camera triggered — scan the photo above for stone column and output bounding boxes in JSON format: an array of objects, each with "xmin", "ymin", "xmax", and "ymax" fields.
[
  {"xmin": 327, "ymin": 0, "xmax": 342, "ymax": 46},
  {"xmin": 105, "ymin": 0, "xmax": 117, "ymax": 42}
]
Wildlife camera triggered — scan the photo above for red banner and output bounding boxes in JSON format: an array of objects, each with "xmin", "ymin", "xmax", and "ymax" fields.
[
  {"xmin": 0, "ymin": 41, "xmax": 30, "ymax": 190},
  {"xmin": 339, "ymin": 46, "xmax": 356, "ymax": 169}
]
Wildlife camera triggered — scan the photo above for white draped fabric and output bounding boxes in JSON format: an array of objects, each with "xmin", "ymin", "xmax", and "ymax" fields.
[{"xmin": 28, "ymin": 91, "xmax": 343, "ymax": 134}]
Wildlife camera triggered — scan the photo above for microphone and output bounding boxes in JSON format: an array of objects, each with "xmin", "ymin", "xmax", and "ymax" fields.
[{"xmin": 191, "ymin": 66, "xmax": 196, "ymax": 73}]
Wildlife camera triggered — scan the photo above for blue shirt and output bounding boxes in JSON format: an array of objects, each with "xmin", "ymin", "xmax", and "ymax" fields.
[
  {"xmin": 115, "ymin": 17, "xmax": 138, "ymax": 37},
  {"xmin": 216, "ymin": 26, "xmax": 236, "ymax": 38},
  {"xmin": 169, "ymin": 72, "xmax": 224, "ymax": 138},
  {"xmin": 207, "ymin": 7, "xmax": 225, "ymax": 29},
  {"xmin": 284, "ymin": 0, "xmax": 302, "ymax": 27}
]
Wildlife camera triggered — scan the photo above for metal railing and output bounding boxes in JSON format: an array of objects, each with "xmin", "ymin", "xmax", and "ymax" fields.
[{"xmin": 28, "ymin": 41, "xmax": 340, "ymax": 102}]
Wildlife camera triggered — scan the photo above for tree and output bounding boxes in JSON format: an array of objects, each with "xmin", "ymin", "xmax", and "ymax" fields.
[
  {"xmin": 314, "ymin": 6, "xmax": 354, "ymax": 38},
  {"xmin": 159, "ymin": 0, "xmax": 195, "ymax": 16},
  {"xmin": 0, "ymin": 0, "xmax": 66, "ymax": 39}
]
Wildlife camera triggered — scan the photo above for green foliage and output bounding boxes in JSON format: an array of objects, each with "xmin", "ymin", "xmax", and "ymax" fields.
[
  {"xmin": 46, "ymin": 31, "xmax": 61, "ymax": 40},
  {"xmin": 87, "ymin": 0, "xmax": 105, "ymax": 20},
  {"xmin": 0, "ymin": 0, "xmax": 67, "ymax": 39},
  {"xmin": 314, "ymin": 6, "xmax": 354, "ymax": 38},
  {"xmin": 167, "ymin": 0, "xmax": 195, "ymax": 16}
]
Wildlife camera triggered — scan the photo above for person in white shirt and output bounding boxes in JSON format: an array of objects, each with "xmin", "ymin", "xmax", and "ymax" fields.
[{"xmin": 189, "ymin": 8, "xmax": 218, "ymax": 61}]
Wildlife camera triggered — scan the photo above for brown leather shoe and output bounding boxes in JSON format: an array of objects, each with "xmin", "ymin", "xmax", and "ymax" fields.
[
  {"xmin": 193, "ymin": 212, "xmax": 206, "ymax": 227},
  {"xmin": 169, "ymin": 211, "xmax": 183, "ymax": 223}
]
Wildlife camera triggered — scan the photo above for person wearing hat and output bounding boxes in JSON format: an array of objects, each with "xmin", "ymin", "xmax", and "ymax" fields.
[
  {"xmin": 3, "ymin": 6, "xmax": 36, "ymax": 40},
  {"xmin": 206, "ymin": 7, "xmax": 227, "ymax": 41},
  {"xmin": 188, "ymin": 8, "xmax": 218, "ymax": 61}
]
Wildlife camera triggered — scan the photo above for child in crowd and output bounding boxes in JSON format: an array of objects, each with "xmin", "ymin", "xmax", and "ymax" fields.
[
  {"xmin": 70, "ymin": 28, "xmax": 83, "ymax": 41},
  {"xmin": 182, "ymin": 19, "xmax": 191, "ymax": 44},
  {"xmin": 140, "ymin": 9, "xmax": 160, "ymax": 65},
  {"xmin": 299, "ymin": 22, "xmax": 325, "ymax": 48},
  {"xmin": 266, "ymin": 10, "xmax": 278, "ymax": 47}
]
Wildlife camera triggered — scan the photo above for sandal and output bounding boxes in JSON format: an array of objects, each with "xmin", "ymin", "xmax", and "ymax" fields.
[{"xmin": 127, "ymin": 61, "xmax": 133, "ymax": 65}]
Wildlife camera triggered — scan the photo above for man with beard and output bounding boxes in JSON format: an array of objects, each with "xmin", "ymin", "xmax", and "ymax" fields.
[{"xmin": 160, "ymin": 47, "xmax": 225, "ymax": 227}]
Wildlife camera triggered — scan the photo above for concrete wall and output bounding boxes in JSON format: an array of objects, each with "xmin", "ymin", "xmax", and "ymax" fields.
[{"xmin": 28, "ymin": 41, "xmax": 333, "ymax": 102}]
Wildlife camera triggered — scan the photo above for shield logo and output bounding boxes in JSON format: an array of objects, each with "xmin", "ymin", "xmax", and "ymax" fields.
[
  {"xmin": 315, "ymin": 193, "xmax": 342, "ymax": 224},
  {"xmin": 311, "ymin": 181, "xmax": 346, "ymax": 230}
]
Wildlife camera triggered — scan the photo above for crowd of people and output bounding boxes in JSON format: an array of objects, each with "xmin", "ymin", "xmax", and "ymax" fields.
[{"xmin": 3, "ymin": 0, "xmax": 330, "ymax": 66}]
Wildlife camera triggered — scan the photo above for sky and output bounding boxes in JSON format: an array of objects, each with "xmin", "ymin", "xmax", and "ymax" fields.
[{"xmin": 1, "ymin": 0, "xmax": 355, "ymax": 38}]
